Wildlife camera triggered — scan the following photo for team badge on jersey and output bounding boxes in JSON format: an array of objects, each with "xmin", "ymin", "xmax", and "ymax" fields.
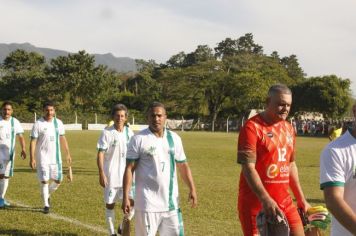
[
  {"xmin": 267, "ymin": 132, "xmax": 273, "ymax": 138},
  {"xmin": 145, "ymin": 146, "xmax": 156, "ymax": 158}
]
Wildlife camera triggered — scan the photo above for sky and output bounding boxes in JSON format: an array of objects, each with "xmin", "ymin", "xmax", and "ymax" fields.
[{"xmin": 1, "ymin": 0, "xmax": 356, "ymax": 94}]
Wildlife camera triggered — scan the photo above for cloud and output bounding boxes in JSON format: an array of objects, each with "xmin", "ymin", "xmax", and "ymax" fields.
[{"xmin": 1, "ymin": 0, "xmax": 356, "ymax": 94}]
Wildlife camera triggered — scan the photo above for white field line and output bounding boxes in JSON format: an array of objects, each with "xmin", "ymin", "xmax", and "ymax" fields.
[{"xmin": 8, "ymin": 199, "xmax": 107, "ymax": 234}]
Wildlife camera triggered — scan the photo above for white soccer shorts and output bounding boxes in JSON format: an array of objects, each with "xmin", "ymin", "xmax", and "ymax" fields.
[
  {"xmin": 135, "ymin": 209, "xmax": 184, "ymax": 236},
  {"xmin": 37, "ymin": 164, "xmax": 63, "ymax": 182},
  {"xmin": 104, "ymin": 187, "xmax": 134, "ymax": 204},
  {"xmin": 0, "ymin": 160, "xmax": 11, "ymax": 176}
]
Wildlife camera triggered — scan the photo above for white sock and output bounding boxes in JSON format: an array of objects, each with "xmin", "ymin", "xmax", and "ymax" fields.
[
  {"xmin": 41, "ymin": 183, "xmax": 49, "ymax": 207},
  {"xmin": 0, "ymin": 178, "xmax": 9, "ymax": 199},
  {"xmin": 49, "ymin": 182, "xmax": 60, "ymax": 195},
  {"xmin": 128, "ymin": 207, "xmax": 135, "ymax": 220},
  {"xmin": 106, "ymin": 208, "xmax": 116, "ymax": 235}
]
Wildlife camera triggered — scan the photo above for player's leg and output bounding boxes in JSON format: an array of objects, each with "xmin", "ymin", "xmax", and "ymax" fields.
[
  {"xmin": 37, "ymin": 165, "xmax": 50, "ymax": 213},
  {"xmin": 105, "ymin": 187, "xmax": 118, "ymax": 236},
  {"xmin": 135, "ymin": 211, "xmax": 160, "ymax": 236},
  {"xmin": 238, "ymin": 202, "xmax": 260, "ymax": 236},
  {"xmin": 284, "ymin": 204, "xmax": 304, "ymax": 236},
  {"xmin": 158, "ymin": 209, "xmax": 184, "ymax": 236},
  {"xmin": 0, "ymin": 160, "xmax": 11, "ymax": 207},
  {"xmin": 49, "ymin": 164, "xmax": 62, "ymax": 195}
]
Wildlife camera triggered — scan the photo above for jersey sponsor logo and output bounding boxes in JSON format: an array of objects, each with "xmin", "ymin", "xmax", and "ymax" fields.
[
  {"xmin": 145, "ymin": 146, "xmax": 156, "ymax": 158},
  {"xmin": 267, "ymin": 132, "xmax": 273, "ymax": 138},
  {"xmin": 266, "ymin": 163, "xmax": 290, "ymax": 179}
]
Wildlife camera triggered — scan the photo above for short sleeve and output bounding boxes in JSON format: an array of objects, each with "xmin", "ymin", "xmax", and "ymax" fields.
[
  {"xmin": 31, "ymin": 122, "xmax": 39, "ymax": 139},
  {"xmin": 237, "ymin": 122, "xmax": 258, "ymax": 164},
  {"xmin": 320, "ymin": 147, "xmax": 345, "ymax": 189},
  {"xmin": 58, "ymin": 120, "xmax": 65, "ymax": 136},
  {"xmin": 97, "ymin": 130, "xmax": 109, "ymax": 152},
  {"xmin": 174, "ymin": 134, "xmax": 187, "ymax": 163},
  {"xmin": 14, "ymin": 119, "xmax": 24, "ymax": 135},
  {"xmin": 126, "ymin": 135, "xmax": 140, "ymax": 162}
]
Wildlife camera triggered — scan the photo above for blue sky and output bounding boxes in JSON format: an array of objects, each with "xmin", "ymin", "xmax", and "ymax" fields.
[{"xmin": 1, "ymin": 0, "xmax": 356, "ymax": 94}]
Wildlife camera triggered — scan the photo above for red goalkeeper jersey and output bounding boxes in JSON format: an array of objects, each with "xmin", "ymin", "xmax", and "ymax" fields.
[{"xmin": 237, "ymin": 114, "xmax": 296, "ymax": 208}]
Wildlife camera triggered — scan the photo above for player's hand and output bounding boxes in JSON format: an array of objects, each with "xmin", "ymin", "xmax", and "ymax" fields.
[
  {"xmin": 66, "ymin": 154, "xmax": 72, "ymax": 166},
  {"xmin": 99, "ymin": 173, "xmax": 108, "ymax": 188},
  {"xmin": 261, "ymin": 197, "xmax": 283, "ymax": 222},
  {"xmin": 188, "ymin": 189, "xmax": 197, "ymax": 208},
  {"xmin": 21, "ymin": 149, "xmax": 26, "ymax": 160},
  {"xmin": 30, "ymin": 158, "xmax": 36, "ymax": 170},
  {"xmin": 297, "ymin": 199, "xmax": 311, "ymax": 213},
  {"xmin": 122, "ymin": 197, "xmax": 131, "ymax": 214}
]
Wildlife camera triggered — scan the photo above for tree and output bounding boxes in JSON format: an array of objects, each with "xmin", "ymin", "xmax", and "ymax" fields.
[
  {"xmin": 0, "ymin": 49, "xmax": 46, "ymax": 110},
  {"xmin": 292, "ymin": 75, "xmax": 352, "ymax": 118},
  {"xmin": 280, "ymin": 55, "xmax": 305, "ymax": 83}
]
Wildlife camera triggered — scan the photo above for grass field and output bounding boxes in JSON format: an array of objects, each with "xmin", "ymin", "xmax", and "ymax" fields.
[{"xmin": 0, "ymin": 131, "xmax": 329, "ymax": 235}]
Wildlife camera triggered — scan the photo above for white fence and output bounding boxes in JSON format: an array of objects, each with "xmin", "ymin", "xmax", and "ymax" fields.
[{"xmin": 21, "ymin": 123, "xmax": 82, "ymax": 131}]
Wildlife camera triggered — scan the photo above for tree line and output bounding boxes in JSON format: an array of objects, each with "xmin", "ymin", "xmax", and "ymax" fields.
[{"xmin": 0, "ymin": 33, "xmax": 352, "ymax": 129}]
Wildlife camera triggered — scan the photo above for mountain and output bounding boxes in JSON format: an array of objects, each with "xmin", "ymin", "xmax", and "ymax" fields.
[{"xmin": 0, "ymin": 42, "xmax": 137, "ymax": 72}]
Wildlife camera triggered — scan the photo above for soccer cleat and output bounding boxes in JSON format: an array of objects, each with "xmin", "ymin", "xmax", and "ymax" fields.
[
  {"xmin": 0, "ymin": 198, "xmax": 5, "ymax": 208},
  {"xmin": 43, "ymin": 206, "xmax": 50, "ymax": 214},
  {"xmin": 3, "ymin": 199, "xmax": 11, "ymax": 207}
]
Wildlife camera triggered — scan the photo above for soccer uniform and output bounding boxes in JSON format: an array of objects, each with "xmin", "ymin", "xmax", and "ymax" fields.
[
  {"xmin": 31, "ymin": 117, "xmax": 65, "ymax": 181},
  {"xmin": 0, "ymin": 117, "xmax": 24, "ymax": 177},
  {"xmin": 127, "ymin": 128, "xmax": 186, "ymax": 236},
  {"xmin": 320, "ymin": 130, "xmax": 356, "ymax": 236},
  {"xmin": 237, "ymin": 114, "xmax": 302, "ymax": 235},
  {"xmin": 97, "ymin": 125, "xmax": 134, "ymax": 203}
]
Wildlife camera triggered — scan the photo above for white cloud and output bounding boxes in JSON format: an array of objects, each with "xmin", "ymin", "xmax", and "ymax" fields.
[{"xmin": 1, "ymin": 0, "xmax": 356, "ymax": 94}]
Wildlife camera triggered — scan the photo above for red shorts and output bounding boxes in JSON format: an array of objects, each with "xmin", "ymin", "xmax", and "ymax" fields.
[{"xmin": 238, "ymin": 196, "xmax": 303, "ymax": 235}]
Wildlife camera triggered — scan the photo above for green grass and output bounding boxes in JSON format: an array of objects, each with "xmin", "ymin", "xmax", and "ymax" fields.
[{"xmin": 0, "ymin": 131, "xmax": 329, "ymax": 235}]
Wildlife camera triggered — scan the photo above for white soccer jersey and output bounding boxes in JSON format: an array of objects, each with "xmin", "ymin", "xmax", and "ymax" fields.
[
  {"xmin": 31, "ymin": 117, "xmax": 65, "ymax": 166},
  {"xmin": 320, "ymin": 130, "xmax": 356, "ymax": 236},
  {"xmin": 127, "ymin": 128, "xmax": 187, "ymax": 212},
  {"xmin": 97, "ymin": 125, "xmax": 134, "ymax": 188},
  {"xmin": 0, "ymin": 117, "xmax": 24, "ymax": 161}
]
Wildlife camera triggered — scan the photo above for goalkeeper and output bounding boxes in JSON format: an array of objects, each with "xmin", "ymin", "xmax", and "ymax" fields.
[{"xmin": 320, "ymin": 104, "xmax": 356, "ymax": 235}]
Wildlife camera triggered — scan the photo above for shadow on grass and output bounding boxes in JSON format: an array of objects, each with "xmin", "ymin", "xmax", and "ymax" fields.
[
  {"xmin": 1, "ymin": 204, "xmax": 42, "ymax": 213},
  {"xmin": 13, "ymin": 167, "xmax": 98, "ymax": 176},
  {"xmin": 0, "ymin": 229, "xmax": 78, "ymax": 236},
  {"xmin": 306, "ymin": 198, "xmax": 325, "ymax": 204}
]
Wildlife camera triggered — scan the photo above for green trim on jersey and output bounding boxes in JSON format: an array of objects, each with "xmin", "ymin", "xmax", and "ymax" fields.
[
  {"xmin": 126, "ymin": 158, "xmax": 137, "ymax": 163},
  {"xmin": 54, "ymin": 118, "xmax": 63, "ymax": 181},
  {"xmin": 9, "ymin": 117, "xmax": 15, "ymax": 177},
  {"xmin": 176, "ymin": 159, "xmax": 187, "ymax": 163},
  {"xmin": 178, "ymin": 208, "xmax": 184, "ymax": 236},
  {"xmin": 320, "ymin": 181, "xmax": 344, "ymax": 190},
  {"xmin": 167, "ymin": 130, "xmax": 176, "ymax": 211},
  {"xmin": 125, "ymin": 126, "xmax": 129, "ymax": 142}
]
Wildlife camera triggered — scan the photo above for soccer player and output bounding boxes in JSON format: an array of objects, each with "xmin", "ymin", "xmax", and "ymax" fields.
[
  {"xmin": 237, "ymin": 84, "xmax": 310, "ymax": 236},
  {"xmin": 0, "ymin": 101, "xmax": 26, "ymax": 208},
  {"xmin": 30, "ymin": 101, "xmax": 72, "ymax": 214},
  {"xmin": 122, "ymin": 102, "xmax": 197, "ymax": 236},
  {"xmin": 97, "ymin": 104, "xmax": 134, "ymax": 236},
  {"xmin": 320, "ymin": 104, "xmax": 356, "ymax": 235}
]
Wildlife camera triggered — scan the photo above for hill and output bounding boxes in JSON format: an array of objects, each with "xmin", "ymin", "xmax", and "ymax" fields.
[{"xmin": 0, "ymin": 42, "xmax": 137, "ymax": 72}]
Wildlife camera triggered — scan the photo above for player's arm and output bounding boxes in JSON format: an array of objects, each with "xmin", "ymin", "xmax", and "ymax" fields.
[
  {"xmin": 241, "ymin": 161, "xmax": 283, "ymax": 220},
  {"xmin": 17, "ymin": 134, "xmax": 26, "ymax": 160},
  {"xmin": 29, "ymin": 138, "xmax": 37, "ymax": 169},
  {"xmin": 177, "ymin": 162, "xmax": 197, "ymax": 208},
  {"xmin": 289, "ymin": 161, "xmax": 310, "ymax": 212},
  {"xmin": 60, "ymin": 135, "xmax": 72, "ymax": 166},
  {"xmin": 96, "ymin": 150, "xmax": 107, "ymax": 188},
  {"xmin": 122, "ymin": 161, "xmax": 136, "ymax": 214},
  {"xmin": 323, "ymin": 186, "xmax": 356, "ymax": 233}
]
